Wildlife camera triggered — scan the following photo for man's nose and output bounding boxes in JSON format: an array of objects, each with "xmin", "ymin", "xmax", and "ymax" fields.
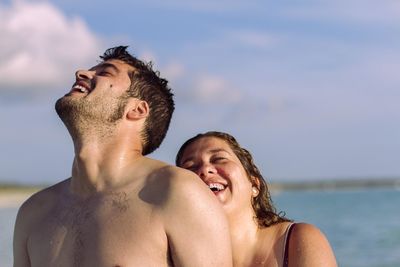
[{"xmin": 75, "ymin": 69, "xmax": 94, "ymax": 80}]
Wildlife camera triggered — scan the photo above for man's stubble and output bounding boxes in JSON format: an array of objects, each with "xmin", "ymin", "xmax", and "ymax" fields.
[{"xmin": 55, "ymin": 93, "xmax": 128, "ymax": 140}]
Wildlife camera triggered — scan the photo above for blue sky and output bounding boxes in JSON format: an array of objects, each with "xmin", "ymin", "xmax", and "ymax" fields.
[{"xmin": 1, "ymin": 0, "xmax": 399, "ymax": 185}]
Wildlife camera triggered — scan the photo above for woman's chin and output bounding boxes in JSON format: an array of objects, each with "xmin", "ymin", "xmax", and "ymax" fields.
[{"xmin": 214, "ymin": 189, "xmax": 228, "ymax": 205}]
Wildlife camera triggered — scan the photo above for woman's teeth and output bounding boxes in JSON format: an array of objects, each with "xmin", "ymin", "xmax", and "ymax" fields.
[{"xmin": 208, "ymin": 183, "xmax": 225, "ymax": 192}]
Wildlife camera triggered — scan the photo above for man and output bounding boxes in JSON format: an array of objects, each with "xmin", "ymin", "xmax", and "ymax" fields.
[{"xmin": 13, "ymin": 46, "xmax": 232, "ymax": 267}]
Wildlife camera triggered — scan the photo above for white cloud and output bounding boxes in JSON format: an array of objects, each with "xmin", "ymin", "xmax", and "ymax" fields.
[
  {"xmin": 0, "ymin": 0, "xmax": 102, "ymax": 93},
  {"xmin": 191, "ymin": 74, "xmax": 242, "ymax": 105}
]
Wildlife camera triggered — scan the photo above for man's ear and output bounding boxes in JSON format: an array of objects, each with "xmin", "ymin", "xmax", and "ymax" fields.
[{"xmin": 126, "ymin": 99, "xmax": 149, "ymax": 121}]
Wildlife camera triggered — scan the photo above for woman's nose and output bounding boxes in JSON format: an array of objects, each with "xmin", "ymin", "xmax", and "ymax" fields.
[{"xmin": 196, "ymin": 163, "xmax": 216, "ymax": 180}]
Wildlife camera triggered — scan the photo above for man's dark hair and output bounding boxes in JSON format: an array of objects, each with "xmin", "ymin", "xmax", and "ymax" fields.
[
  {"xmin": 101, "ymin": 46, "xmax": 174, "ymax": 155},
  {"xmin": 176, "ymin": 131, "xmax": 291, "ymax": 228}
]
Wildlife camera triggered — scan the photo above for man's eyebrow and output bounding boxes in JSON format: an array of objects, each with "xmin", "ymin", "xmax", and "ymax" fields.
[{"xmin": 91, "ymin": 62, "xmax": 120, "ymax": 72}]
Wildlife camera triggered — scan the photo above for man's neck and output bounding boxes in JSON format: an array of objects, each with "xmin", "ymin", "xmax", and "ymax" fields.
[{"xmin": 70, "ymin": 133, "xmax": 144, "ymax": 196}]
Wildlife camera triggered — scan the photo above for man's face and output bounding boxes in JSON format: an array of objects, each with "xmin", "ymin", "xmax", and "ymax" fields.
[{"xmin": 55, "ymin": 59, "xmax": 135, "ymax": 131}]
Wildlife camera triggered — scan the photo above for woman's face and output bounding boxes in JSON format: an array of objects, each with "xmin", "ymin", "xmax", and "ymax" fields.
[{"xmin": 179, "ymin": 137, "xmax": 254, "ymax": 213}]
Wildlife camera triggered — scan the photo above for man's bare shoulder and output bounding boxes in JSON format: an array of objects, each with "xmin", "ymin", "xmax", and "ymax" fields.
[
  {"xmin": 142, "ymin": 157, "xmax": 205, "ymax": 187},
  {"xmin": 148, "ymin": 160, "xmax": 222, "ymax": 215},
  {"xmin": 14, "ymin": 178, "xmax": 71, "ymax": 248},
  {"xmin": 143, "ymin": 161, "xmax": 232, "ymax": 266},
  {"xmin": 139, "ymin": 158, "xmax": 211, "ymax": 206},
  {"xmin": 165, "ymin": 166, "xmax": 213, "ymax": 197},
  {"xmin": 17, "ymin": 179, "xmax": 70, "ymax": 220}
]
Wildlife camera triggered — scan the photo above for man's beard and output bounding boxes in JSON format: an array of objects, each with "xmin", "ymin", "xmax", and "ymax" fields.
[{"xmin": 55, "ymin": 94, "xmax": 127, "ymax": 139}]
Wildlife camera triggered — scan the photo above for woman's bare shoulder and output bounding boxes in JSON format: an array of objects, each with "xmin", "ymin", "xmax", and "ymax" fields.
[{"xmin": 288, "ymin": 223, "xmax": 337, "ymax": 267}]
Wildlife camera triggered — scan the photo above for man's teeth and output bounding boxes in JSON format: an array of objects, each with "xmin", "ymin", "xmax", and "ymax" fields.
[
  {"xmin": 208, "ymin": 183, "xmax": 225, "ymax": 192},
  {"xmin": 73, "ymin": 85, "xmax": 89, "ymax": 93}
]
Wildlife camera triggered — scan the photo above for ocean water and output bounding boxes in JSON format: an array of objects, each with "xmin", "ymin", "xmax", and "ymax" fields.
[
  {"xmin": 1, "ymin": 188, "xmax": 399, "ymax": 267},
  {"xmin": 1, "ymin": 206, "xmax": 18, "ymax": 267},
  {"xmin": 273, "ymin": 188, "xmax": 400, "ymax": 267}
]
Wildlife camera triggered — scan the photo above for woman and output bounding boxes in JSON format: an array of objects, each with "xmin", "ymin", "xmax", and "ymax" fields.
[{"xmin": 176, "ymin": 131, "xmax": 337, "ymax": 267}]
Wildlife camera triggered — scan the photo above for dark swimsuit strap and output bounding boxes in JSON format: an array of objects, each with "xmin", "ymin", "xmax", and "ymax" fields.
[{"xmin": 283, "ymin": 223, "xmax": 296, "ymax": 267}]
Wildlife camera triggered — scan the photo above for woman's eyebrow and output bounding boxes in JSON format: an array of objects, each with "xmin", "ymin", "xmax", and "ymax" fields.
[
  {"xmin": 180, "ymin": 148, "xmax": 231, "ymax": 165},
  {"xmin": 209, "ymin": 148, "xmax": 231, "ymax": 155}
]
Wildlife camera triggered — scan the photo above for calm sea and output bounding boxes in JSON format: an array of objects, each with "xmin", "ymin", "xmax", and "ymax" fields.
[
  {"xmin": 1, "ymin": 188, "xmax": 399, "ymax": 267},
  {"xmin": 273, "ymin": 188, "xmax": 400, "ymax": 267}
]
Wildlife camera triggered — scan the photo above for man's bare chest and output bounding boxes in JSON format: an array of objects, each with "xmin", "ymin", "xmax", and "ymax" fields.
[{"xmin": 28, "ymin": 192, "xmax": 169, "ymax": 267}]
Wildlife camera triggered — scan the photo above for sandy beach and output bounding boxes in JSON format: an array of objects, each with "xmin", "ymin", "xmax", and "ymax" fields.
[
  {"xmin": 0, "ymin": 189, "xmax": 39, "ymax": 209},
  {"xmin": 0, "ymin": 188, "xmax": 40, "ymax": 267}
]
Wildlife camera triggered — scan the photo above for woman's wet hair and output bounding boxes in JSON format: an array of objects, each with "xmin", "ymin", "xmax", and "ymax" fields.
[{"xmin": 176, "ymin": 131, "xmax": 291, "ymax": 227}]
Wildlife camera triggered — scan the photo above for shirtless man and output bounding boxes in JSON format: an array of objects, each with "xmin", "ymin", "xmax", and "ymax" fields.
[{"xmin": 13, "ymin": 46, "xmax": 232, "ymax": 267}]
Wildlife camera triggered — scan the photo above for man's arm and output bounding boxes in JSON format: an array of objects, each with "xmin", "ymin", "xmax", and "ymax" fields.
[
  {"xmin": 13, "ymin": 200, "xmax": 32, "ymax": 267},
  {"xmin": 288, "ymin": 223, "xmax": 337, "ymax": 267},
  {"xmin": 163, "ymin": 169, "xmax": 232, "ymax": 267}
]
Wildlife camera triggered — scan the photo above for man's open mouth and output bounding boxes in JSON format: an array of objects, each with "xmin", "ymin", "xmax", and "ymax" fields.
[
  {"xmin": 72, "ymin": 84, "xmax": 89, "ymax": 93},
  {"xmin": 70, "ymin": 81, "xmax": 91, "ymax": 94}
]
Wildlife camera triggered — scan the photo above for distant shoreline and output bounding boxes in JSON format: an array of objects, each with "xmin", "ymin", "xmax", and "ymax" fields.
[
  {"xmin": 269, "ymin": 177, "xmax": 400, "ymax": 191},
  {"xmin": 0, "ymin": 184, "xmax": 43, "ymax": 208},
  {"xmin": 1, "ymin": 178, "xmax": 399, "ymax": 209},
  {"xmin": 2, "ymin": 177, "xmax": 400, "ymax": 193}
]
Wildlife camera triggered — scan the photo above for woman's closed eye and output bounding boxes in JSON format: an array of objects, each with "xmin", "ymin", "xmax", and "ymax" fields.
[
  {"xmin": 211, "ymin": 156, "xmax": 227, "ymax": 163},
  {"xmin": 181, "ymin": 162, "xmax": 198, "ymax": 172}
]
